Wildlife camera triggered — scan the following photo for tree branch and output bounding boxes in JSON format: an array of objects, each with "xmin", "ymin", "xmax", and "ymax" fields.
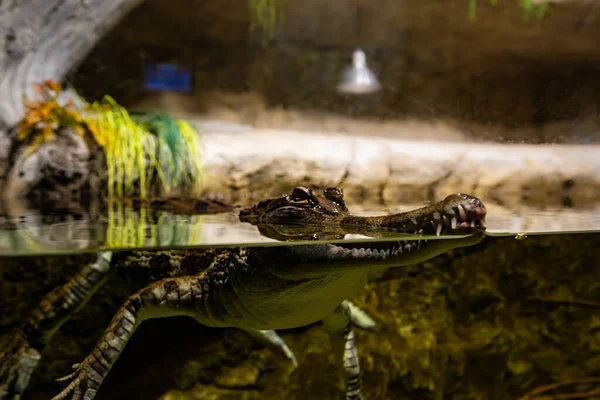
[{"xmin": 0, "ymin": 0, "xmax": 145, "ymax": 129}]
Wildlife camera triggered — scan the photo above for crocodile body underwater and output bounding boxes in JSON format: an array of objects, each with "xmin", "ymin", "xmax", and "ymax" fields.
[{"xmin": 0, "ymin": 187, "xmax": 487, "ymax": 400}]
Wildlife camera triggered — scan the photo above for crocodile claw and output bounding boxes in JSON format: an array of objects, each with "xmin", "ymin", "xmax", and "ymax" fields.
[
  {"xmin": 51, "ymin": 361, "xmax": 101, "ymax": 400},
  {"xmin": 346, "ymin": 300, "xmax": 378, "ymax": 332},
  {"xmin": 0, "ymin": 333, "xmax": 41, "ymax": 400}
]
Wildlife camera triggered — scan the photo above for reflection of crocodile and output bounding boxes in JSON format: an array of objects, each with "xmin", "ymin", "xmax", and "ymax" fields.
[{"xmin": 0, "ymin": 187, "xmax": 487, "ymax": 400}]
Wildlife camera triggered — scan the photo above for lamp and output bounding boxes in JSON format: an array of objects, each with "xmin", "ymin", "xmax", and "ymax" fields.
[{"xmin": 336, "ymin": 48, "xmax": 381, "ymax": 95}]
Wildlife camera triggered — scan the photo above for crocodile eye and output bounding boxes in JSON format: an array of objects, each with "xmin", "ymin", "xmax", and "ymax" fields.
[
  {"xmin": 324, "ymin": 187, "xmax": 344, "ymax": 202},
  {"xmin": 290, "ymin": 187, "xmax": 314, "ymax": 202}
]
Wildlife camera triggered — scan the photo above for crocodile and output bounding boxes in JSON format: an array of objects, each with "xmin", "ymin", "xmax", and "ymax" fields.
[{"xmin": 0, "ymin": 187, "xmax": 487, "ymax": 400}]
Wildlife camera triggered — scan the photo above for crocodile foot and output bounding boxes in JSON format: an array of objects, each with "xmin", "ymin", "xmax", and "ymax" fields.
[
  {"xmin": 0, "ymin": 333, "xmax": 41, "ymax": 400},
  {"xmin": 50, "ymin": 359, "xmax": 100, "ymax": 400},
  {"xmin": 245, "ymin": 330, "xmax": 299, "ymax": 368},
  {"xmin": 346, "ymin": 301, "xmax": 377, "ymax": 332}
]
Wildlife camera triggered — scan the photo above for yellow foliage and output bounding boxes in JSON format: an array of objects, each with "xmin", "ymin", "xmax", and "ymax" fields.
[
  {"xmin": 176, "ymin": 119, "xmax": 205, "ymax": 194},
  {"xmin": 17, "ymin": 80, "xmax": 91, "ymax": 154},
  {"xmin": 85, "ymin": 96, "xmax": 153, "ymax": 198}
]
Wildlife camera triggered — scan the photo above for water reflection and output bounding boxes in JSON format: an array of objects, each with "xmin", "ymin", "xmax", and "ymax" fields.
[{"xmin": 0, "ymin": 198, "xmax": 598, "ymax": 256}]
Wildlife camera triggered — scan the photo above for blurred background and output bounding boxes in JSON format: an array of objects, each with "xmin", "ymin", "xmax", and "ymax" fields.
[{"xmin": 72, "ymin": 0, "xmax": 600, "ymax": 144}]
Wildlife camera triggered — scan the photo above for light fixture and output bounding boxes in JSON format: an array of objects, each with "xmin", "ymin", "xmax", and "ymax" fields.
[
  {"xmin": 336, "ymin": 48, "xmax": 381, "ymax": 95},
  {"xmin": 336, "ymin": 1, "xmax": 381, "ymax": 95}
]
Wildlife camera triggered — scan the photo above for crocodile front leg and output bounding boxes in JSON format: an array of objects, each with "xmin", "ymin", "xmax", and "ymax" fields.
[
  {"xmin": 322, "ymin": 301, "xmax": 362, "ymax": 400},
  {"xmin": 51, "ymin": 274, "xmax": 212, "ymax": 400},
  {"xmin": 0, "ymin": 252, "xmax": 112, "ymax": 400}
]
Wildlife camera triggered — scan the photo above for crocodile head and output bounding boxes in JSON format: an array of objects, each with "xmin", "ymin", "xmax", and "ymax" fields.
[
  {"xmin": 245, "ymin": 188, "xmax": 488, "ymax": 279},
  {"xmin": 240, "ymin": 187, "xmax": 486, "ymax": 238},
  {"xmin": 239, "ymin": 186, "xmax": 350, "ymax": 226}
]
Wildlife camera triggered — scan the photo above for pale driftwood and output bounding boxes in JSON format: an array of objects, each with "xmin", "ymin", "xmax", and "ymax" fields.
[{"xmin": 0, "ymin": 0, "xmax": 145, "ymax": 129}]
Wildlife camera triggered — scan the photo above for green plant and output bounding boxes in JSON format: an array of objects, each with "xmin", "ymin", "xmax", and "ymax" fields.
[
  {"xmin": 85, "ymin": 98, "xmax": 204, "ymax": 199},
  {"xmin": 468, "ymin": 0, "xmax": 549, "ymax": 20},
  {"xmin": 128, "ymin": 112, "xmax": 205, "ymax": 194},
  {"xmin": 85, "ymin": 96, "xmax": 156, "ymax": 198},
  {"xmin": 248, "ymin": 0, "xmax": 286, "ymax": 42},
  {"xmin": 18, "ymin": 82, "xmax": 205, "ymax": 200}
]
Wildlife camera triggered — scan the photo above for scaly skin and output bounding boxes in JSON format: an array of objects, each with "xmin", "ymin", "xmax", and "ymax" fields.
[{"xmin": 0, "ymin": 187, "xmax": 487, "ymax": 400}]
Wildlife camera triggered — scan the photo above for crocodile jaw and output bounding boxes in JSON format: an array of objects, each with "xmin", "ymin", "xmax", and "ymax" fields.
[
  {"xmin": 323, "ymin": 230, "xmax": 486, "ymax": 271},
  {"xmin": 324, "ymin": 192, "xmax": 487, "ymax": 268}
]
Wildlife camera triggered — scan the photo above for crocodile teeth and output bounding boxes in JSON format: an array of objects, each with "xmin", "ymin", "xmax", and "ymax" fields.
[
  {"xmin": 404, "ymin": 243, "xmax": 412, "ymax": 252},
  {"xmin": 436, "ymin": 224, "xmax": 442, "ymax": 236},
  {"xmin": 470, "ymin": 221, "xmax": 476, "ymax": 228},
  {"xmin": 457, "ymin": 205, "xmax": 467, "ymax": 220},
  {"xmin": 418, "ymin": 229, "xmax": 423, "ymax": 234},
  {"xmin": 328, "ymin": 246, "xmax": 340, "ymax": 255},
  {"xmin": 451, "ymin": 217, "xmax": 457, "ymax": 230},
  {"xmin": 433, "ymin": 211, "xmax": 441, "ymax": 220}
]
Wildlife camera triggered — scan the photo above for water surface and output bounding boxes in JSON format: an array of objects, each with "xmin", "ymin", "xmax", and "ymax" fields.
[{"xmin": 0, "ymin": 202, "xmax": 597, "ymax": 256}]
